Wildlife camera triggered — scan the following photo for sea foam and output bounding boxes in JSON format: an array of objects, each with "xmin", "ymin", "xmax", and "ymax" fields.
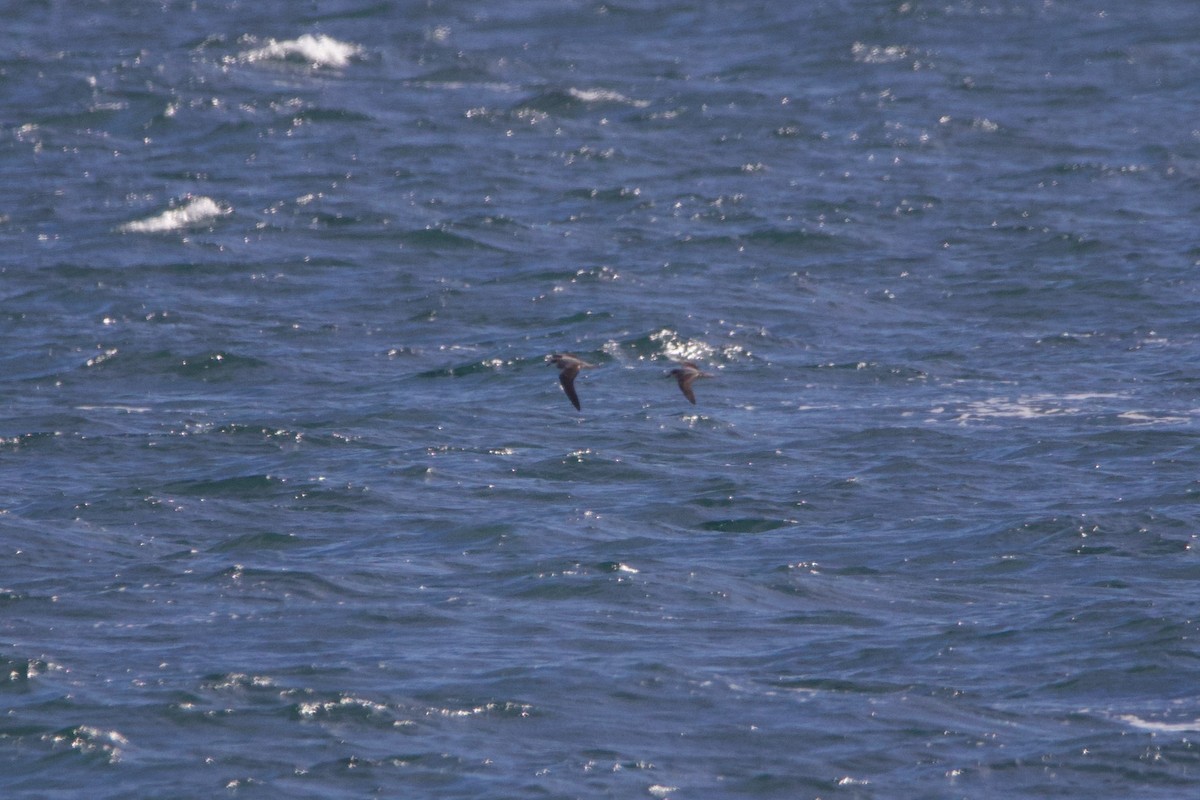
[
  {"xmin": 119, "ymin": 196, "xmax": 230, "ymax": 233},
  {"xmin": 1117, "ymin": 714, "xmax": 1200, "ymax": 733},
  {"xmin": 239, "ymin": 34, "xmax": 363, "ymax": 68}
]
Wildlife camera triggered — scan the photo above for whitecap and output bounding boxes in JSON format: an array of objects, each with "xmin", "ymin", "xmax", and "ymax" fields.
[
  {"xmin": 44, "ymin": 725, "xmax": 129, "ymax": 764},
  {"xmin": 240, "ymin": 34, "xmax": 363, "ymax": 68},
  {"xmin": 1116, "ymin": 410, "xmax": 1192, "ymax": 426},
  {"xmin": 120, "ymin": 196, "xmax": 230, "ymax": 234},
  {"xmin": 953, "ymin": 397, "xmax": 1071, "ymax": 422},
  {"xmin": 568, "ymin": 87, "xmax": 649, "ymax": 108},
  {"xmin": 949, "ymin": 392, "xmax": 1125, "ymax": 424},
  {"xmin": 1117, "ymin": 714, "xmax": 1200, "ymax": 733},
  {"xmin": 298, "ymin": 696, "xmax": 389, "ymax": 717},
  {"xmin": 76, "ymin": 405, "xmax": 151, "ymax": 414}
]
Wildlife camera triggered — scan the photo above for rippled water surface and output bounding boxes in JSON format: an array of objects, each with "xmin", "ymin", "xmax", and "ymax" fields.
[{"xmin": 3, "ymin": 1, "xmax": 1199, "ymax": 797}]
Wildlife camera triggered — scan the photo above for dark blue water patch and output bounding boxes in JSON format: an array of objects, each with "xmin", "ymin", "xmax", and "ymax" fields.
[
  {"xmin": 204, "ymin": 564, "xmax": 360, "ymax": 603},
  {"xmin": 560, "ymin": 185, "xmax": 651, "ymax": 205},
  {"xmin": 508, "ymin": 88, "xmax": 632, "ymax": 118},
  {"xmin": 395, "ymin": 225, "xmax": 511, "ymax": 252},
  {"xmin": 197, "ymin": 530, "xmax": 300, "ymax": 554},
  {"xmin": 501, "ymin": 563, "xmax": 640, "ymax": 602},
  {"xmin": 520, "ymin": 448, "xmax": 661, "ymax": 484},
  {"xmin": 154, "ymin": 472, "xmax": 286, "ymax": 499},
  {"xmin": 0, "ymin": 430, "xmax": 64, "ymax": 450},
  {"xmin": 695, "ymin": 517, "xmax": 796, "ymax": 534},
  {"xmin": 414, "ymin": 357, "xmax": 511, "ymax": 380},
  {"xmin": 953, "ymin": 512, "xmax": 1192, "ymax": 577},
  {"xmin": 158, "ymin": 350, "xmax": 268, "ymax": 379}
]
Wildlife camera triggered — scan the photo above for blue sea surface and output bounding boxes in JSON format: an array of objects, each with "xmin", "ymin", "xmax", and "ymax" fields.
[{"xmin": 2, "ymin": 1, "xmax": 1199, "ymax": 797}]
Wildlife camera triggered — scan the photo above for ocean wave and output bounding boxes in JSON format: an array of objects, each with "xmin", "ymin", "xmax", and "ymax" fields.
[
  {"xmin": 567, "ymin": 87, "xmax": 649, "ymax": 107},
  {"xmin": 119, "ymin": 196, "xmax": 230, "ymax": 233},
  {"xmin": 648, "ymin": 328, "xmax": 718, "ymax": 363},
  {"xmin": 851, "ymin": 42, "xmax": 913, "ymax": 64},
  {"xmin": 43, "ymin": 725, "xmax": 129, "ymax": 764},
  {"xmin": 1116, "ymin": 714, "xmax": 1200, "ymax": 733},
  {"xmin": 238, "ymin": 34, "xmax": 363, "ymax": 68},
  {"xmin": 515, "ymin": 87, "xmax": 650, "ymax": 115},
  {"xmin": 947, "ymin": 392, "xmax": 1125, "ymax": 424}
]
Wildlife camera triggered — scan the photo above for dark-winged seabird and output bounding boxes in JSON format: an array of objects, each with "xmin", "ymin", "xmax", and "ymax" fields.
[
  {"xmin": 548, "ymin": 353, "xmax": 595, "ymax": 410},
  {"xmin": 669, "ymin": 361, "xmax": 712, "ymax": 404}
]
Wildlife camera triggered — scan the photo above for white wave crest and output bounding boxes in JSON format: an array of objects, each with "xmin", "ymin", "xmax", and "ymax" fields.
[
  {"xmin": 948, "ymin": 392, "xmax": 1125, "ymax": 424},
  {"xmin": 568, "ymin": 87, "xmax": 649, "ymax": 108},
  {"xmin": 120, "ymin": 196, "xmax": 230, "ymax": 234},
  {"xmin": 240, "ymin": 34, "xmax": 363, "ymax": 68},
  {"xmin": 1118, "ymin": 714, "xmax": 1200, "ymax": 733}
]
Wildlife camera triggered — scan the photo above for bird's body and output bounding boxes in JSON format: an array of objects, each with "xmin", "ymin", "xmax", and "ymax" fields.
[
  {"xmin": 669, "ymin": 361, "xmax": 712, "ymax": 404},
  {"xmin": 548, "ymin": 353, "xmax": 596, "ymax": 410}
]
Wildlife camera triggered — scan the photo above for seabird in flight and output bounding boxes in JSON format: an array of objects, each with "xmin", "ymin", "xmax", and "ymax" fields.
[
  {"xmin": 669, "ymin": 361, "xmax": 712, "ymax": 405},
  {"xmin": 548, "ymin": 353, "xmax": 595, "ymax": 410}
]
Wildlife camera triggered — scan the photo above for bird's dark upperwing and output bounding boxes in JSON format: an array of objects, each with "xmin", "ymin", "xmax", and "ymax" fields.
[
  {"xmin": 559, "ymin": 367, "xmax": 582, "ymax": 410},
  {"xmin": 679, "ymin": 378, "xmax": 697, "ymax": 404}
]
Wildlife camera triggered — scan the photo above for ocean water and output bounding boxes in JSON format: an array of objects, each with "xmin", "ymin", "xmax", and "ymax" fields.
[{"xmin": 2, "ymin": 1, "xmax": 1198, "ymax": 797}]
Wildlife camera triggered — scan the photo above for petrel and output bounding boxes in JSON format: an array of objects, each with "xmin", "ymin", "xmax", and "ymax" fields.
[
  {"xmin": 548, "ymin": 353, "xmax": 595, "ymax": 410},
  {"xmin": 669, "ymin": 361, "xmax": 712, "ymax": 404}
]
